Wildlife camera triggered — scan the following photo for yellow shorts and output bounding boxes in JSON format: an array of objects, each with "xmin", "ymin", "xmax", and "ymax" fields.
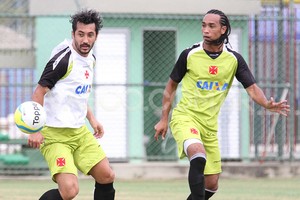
[
  {"xmin": 40, "ymin": 125, "xmax": 106, "ymax": 181},
  {"xmin": 170, "ymin": 114, "xmax": 222, "ymax": 175}
]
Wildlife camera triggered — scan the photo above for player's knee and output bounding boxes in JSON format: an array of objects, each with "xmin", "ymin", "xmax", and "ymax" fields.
[
  {"xmin": 109, "ymin": 170, "xmax": 115, "ymax": 182},
  {"xmin": 205, "ymin": 175, "xmax": 219, "ymax": 191},
  {"xmin": 61, "ymin": 189, "xmax": 78, "ymax": 200},
  {"xmin": 97, "ymin": 170, "xmax": 115, "ymax": 184},
  {"xmin": 59, "ymin": 181, "xmax": 79, "ymax": 200},
  {"xmin": 105, "ymin": 170, "xmax": 115, "ymax": 183},
  {"xmin": 184, "ymin": 138, "xmax": 205, "ymax": 158},
  {"xmin": 206, "ymin": 184, "xmax": 218, "ymax": 192}
]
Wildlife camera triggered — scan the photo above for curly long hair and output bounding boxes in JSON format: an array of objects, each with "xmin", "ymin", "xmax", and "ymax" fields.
[{"xmin": 70, "ymin": 9, "xmax": 103, "ymax": 35}]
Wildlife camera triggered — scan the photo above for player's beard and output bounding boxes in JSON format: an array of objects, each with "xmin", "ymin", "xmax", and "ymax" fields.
[
  {"xmin": 79, "ymin": 43, "xmax": 93, "ymax": 56},
  {"xmin": 73, "ymin": 41, "xmax": 93, "ymax": 57}
]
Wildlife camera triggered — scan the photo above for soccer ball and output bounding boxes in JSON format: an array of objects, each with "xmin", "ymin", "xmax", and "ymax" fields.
[{"xmin": 14, "ymin": 101, "xmax": 46, "ymax": 134}]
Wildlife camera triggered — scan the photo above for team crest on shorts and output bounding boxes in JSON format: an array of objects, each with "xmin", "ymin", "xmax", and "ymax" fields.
[
  {"xmin": 190, "ymin": 128, "xmax": 198, "ymax": 135},
  {"xmin": 56, "ymin": 157, "xmax": 66, "ymax": 167}
]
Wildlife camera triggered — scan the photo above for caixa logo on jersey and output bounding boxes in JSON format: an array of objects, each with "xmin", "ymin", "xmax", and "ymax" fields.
[
  {"xmin": 75, "ymin": 84, "xmax": 91, "ymax": 94},
  {"xmin": 196, "ymin": 80, "xmax": 229, "ymax": 91}
]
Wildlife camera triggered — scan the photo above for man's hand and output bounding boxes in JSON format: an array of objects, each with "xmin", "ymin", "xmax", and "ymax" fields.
[
  {"xmin": 91, "ymin": 120, "xmax": 104, "ymax": 139},
  {"xmin": 266, "ymin": 97, "xmax": 290, "ymax": 116},
  {"xmin": 28, "ymin": 132, "xmax": 44, "ymax": 148},
  {"xmin": 154, "ymin": 120, "xmax": 168, "ymax": 141}
]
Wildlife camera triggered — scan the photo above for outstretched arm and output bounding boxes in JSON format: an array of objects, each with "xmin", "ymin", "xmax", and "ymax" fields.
[
  {"xmin": 246, "ymin": 83, "xmax": 290, "ymax": 116},
  {"xmin": 154, "ymin": 78, "xmax": 178, "ymax": 141}
]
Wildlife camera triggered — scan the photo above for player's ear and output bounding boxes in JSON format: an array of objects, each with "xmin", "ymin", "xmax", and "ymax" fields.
[
  {"xmin": 221, "ymin": 26, "xmax": 227, "ymax": 35},
  {"xmin": 71, "ymin": 31, "xmax": 75, "ymax": 39}
]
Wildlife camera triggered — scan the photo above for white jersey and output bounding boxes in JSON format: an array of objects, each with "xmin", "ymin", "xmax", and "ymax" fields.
[{"xmin": 38, "ymin": 39, "xmax": 96, "ymax": 128}]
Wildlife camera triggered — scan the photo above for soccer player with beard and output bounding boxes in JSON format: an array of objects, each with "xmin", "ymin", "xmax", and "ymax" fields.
[
  {"xmin": 28, "ymin": 9, "xmax": 115, "ymax": 200},
  {"xmin": 154, "ymin": 9, "xmax": 290, "ymax": 200}
]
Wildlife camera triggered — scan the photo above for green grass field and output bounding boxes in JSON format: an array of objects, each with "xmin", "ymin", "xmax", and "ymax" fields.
[{"xmin": 0, "ymin": 177, "xmax": 299, "ymax": 200}]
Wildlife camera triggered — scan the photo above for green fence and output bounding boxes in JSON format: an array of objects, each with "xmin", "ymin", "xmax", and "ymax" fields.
[{"xmin": 0, "ymin": 0, "xmax": 299, "ymax": 174}]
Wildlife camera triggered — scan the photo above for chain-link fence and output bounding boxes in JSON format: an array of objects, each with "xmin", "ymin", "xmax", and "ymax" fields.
[
  {"xmin": 249, "ymin": 3, "xmax": 299, "ymax": 161},
  {"xmin": 0, "ymin": 0, "xmax": 299, "ymax": 174}
]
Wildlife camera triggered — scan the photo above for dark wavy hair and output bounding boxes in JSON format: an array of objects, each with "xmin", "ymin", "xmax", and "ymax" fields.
[
  {"xmin": 70, "ymin": 9, "xmax": 103, "ymax": 35},
  {"xmin": 206, "ymin": 9, "xmax": 231, "ymax": 45}
]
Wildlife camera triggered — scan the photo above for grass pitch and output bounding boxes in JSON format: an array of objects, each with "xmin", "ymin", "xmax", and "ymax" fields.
[{"xmin": 0, "ymin": 177, "xmax": 299, "ymax": 200}]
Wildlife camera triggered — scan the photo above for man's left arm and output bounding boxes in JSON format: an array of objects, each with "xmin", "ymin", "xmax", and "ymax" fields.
[
  {"xmin": 87, "ymin": 106, "xmax": 104, "ymax": 138},
  {"xmin": 246, "ymin": 83, "xmax": 290, "ymax": 116}
]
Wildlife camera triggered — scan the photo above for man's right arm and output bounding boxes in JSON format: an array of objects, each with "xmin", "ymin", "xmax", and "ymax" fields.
[
  {"xmin": 32, "ymin": 84, "xmax": 49, "ymax": 106},
  {"xmin": 154, "ymin": 78, "xmax": 178, "ymax": 141},
  {"xmin": 28, "ymin": 84, "xmax": 49, "ymax": 148}
]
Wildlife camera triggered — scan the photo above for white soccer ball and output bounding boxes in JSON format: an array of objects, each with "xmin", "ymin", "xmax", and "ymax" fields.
[{"xmin": 14, "ymin": 101, "xmax": 46, "ymax": 134}]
